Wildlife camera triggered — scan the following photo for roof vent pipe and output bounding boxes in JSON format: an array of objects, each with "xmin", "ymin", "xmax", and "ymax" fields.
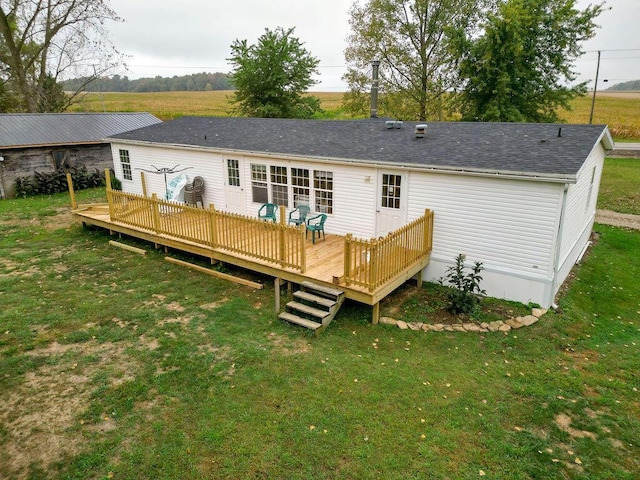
[
  {"xmin": 370, "ymin": 60, "xmax": 380, "ymax": 118},
  {"xmin": 415, "ymin": 124, "xmax": 427, "ymax": 138},
  {"xmin": 558, "ymin": 127, "xmax": 562, "ymax": 137}
]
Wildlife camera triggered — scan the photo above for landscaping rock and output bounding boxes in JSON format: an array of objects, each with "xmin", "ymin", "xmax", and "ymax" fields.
[
  {"xmin": 506, "ymin": 318, "xmax": 524, "ymax": 329},
  {"xmin": 432, "ymin": 324, "xmax": 444, "ymax": 332},
  {"xmin": 397, "ymin": 320, "xmax": 408, "ymax": 330},
  {"xmin": 379, "ymin": 316, "xmax": 398, "ymax": 326},
  {"xmin": 498, "ymin": 324, "xmax": 511, "ymax": 332},
  {"xmin": 480, "ymin": 322, "xmax": 490, "ymax": 330},
  {"xmin": 520, "ymin": 315, "xmax": 539, "ymax": 327},
  {"xmin": 531, "ymin": 308, "xmax": 547, "ymax": 318},
  {"xmin": 463, "ymin": 323, "xmax": 481, "ymax": 332}
]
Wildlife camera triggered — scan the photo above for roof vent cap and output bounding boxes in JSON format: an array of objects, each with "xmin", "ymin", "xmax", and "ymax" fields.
[
  {"xmin": 415, "ymin": 124, "xmax": 427, "ymax": 138},
  {"xmin": 385, "ymin": 120, "xmax": 404, "ymax": 129}
]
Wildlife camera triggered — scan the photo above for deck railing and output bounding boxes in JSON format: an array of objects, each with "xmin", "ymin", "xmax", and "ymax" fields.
[
  {"xmin": 344, "ymin": 209, "xmax": 434, "ymax": 291},
  {"xmin": 107, "ymin": 189, "xmax": 306, "ymax": 272}
]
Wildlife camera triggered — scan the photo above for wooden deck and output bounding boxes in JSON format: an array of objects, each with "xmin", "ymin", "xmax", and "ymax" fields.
[
  {"xmin": 67, "ymin": 174, "xmax": 433, "ymax": 322},
  {"xmin": 73, "ymin": 203, "xmax": 431, "ymax": 310}
]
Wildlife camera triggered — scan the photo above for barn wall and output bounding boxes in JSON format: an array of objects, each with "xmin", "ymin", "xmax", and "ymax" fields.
[
  {"xmin": 1, "ymin": 144, "xmax": 113, "ymax": 198},
  {"xmin": 406, "ymin": 172, "xmax": 564, "ymax": 307}
]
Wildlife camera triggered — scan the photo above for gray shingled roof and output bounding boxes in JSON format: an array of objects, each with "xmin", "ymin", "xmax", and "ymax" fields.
[
  {"xmin": 110, "ymin": 116, "xmax": 612, "ymax": 180},
  {"xmin": 0, "ymin": 112, "xmax": 161, "ymax": 148}
]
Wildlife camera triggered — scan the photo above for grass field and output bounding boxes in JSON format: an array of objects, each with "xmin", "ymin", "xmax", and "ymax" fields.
[
  {"xmin": 0, "ymin": 172, "xmax": 638, "ymax": 478},
  {"xmin": 67, "ymin": 90, "xmax": 640, "ymax": 140},
  {"xmin": 597, "ymin": 157, "xmax": 640, "ymax": 215}
]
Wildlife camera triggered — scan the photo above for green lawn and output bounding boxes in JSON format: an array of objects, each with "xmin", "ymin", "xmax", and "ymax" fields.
[
  {"xmin": 0, "ymin": 189, "xmax": 638, "ymax": 479},
  {"xmin": 598, "ymin": 157, "xmax": 640, "ymax": 215}
]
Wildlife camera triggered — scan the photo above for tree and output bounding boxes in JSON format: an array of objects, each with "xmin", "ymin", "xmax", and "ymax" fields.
[
  {"xmin": 459, "ymin": 0, "xmax": 605, "ymax": 122},
  {"xmin": 343, "ymin": 0, "xmax": 494, "ymax": 121},
  {"xmin": 0, "ymin": 0, "xmax": 123, "ymax": 112},
  {"xmin": 228, "ymin": 27, "xmax": 321, "ymax": 119}
]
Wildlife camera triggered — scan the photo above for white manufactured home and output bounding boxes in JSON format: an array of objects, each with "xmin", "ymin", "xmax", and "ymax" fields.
[{"xmin": 107, "ymin": 117, "xmax": 613, "ymax": 308}]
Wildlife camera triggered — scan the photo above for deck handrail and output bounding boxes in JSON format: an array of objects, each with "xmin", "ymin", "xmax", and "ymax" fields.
[
  {"xmin": 344, "ymin": 209, "xmax": 434, "ymax": 291},
  {"xmin": 106, "ymin": 188, "xmax": 306, "ymax": 272}
]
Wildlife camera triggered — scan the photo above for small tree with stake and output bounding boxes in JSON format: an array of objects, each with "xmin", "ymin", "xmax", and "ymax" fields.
[{"xmin": 440, "ymin": 254, "xmax": 486, "ymax": 316}]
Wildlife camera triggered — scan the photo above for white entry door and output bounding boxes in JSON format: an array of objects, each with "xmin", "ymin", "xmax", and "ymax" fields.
[
  {"xmin": 376, "ymin": 172, "xmax": 407, "ymax": 236},
  {"xmin": 224, "ymin": 158, "xmax": 247, "ymax": 214}
]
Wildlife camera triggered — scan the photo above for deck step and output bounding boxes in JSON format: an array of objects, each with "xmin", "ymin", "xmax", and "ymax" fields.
[
  {"xmin": 278, "ymin": 312, "xmax": 322, "ymax": 331},
  {"xmin": 279, "ymin": 283, "xmax": 346, "ymax": 334},
  {"xmin": 286, "ymin": 301, "xmax": 330, "ymax": 320},
  {"xmin": 293, "ymin": 290, "xmax": 336, "ymax": 309},
  {"xmin": 301, "ymin": 281, "xmax": 343, "ymax": 299}
]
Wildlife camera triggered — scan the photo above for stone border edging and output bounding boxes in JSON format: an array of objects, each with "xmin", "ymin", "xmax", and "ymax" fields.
[{"xmin": 379, "ymin": 308, "xmax": 548, "ymax": 333}]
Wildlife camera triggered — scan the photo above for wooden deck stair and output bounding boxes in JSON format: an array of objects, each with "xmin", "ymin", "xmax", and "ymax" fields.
[{"xmin": 279, "ymin": 281, "xmax": 345, "ymax": 334}]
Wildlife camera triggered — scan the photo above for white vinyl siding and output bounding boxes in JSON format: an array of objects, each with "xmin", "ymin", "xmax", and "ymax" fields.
[
  {"xmin": 110, "ymin": 143, "xmax": 225, "ymax": 209},
  {"xmin": 558, "ymin": 144, "xmax": 604, "ymax": 264},
  {"xmin": 408, "ymin": 173, "xmax": 563, "ymax": 278}
]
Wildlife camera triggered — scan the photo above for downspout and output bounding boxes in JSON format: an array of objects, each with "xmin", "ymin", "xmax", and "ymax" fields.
[{"xmin": 550, "ymin": 184, "xmax": 570, "ymax": 308}]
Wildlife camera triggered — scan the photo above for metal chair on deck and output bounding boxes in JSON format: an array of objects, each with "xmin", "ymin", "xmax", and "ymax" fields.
[
  {"xmin": 184, "ymin": 176, "xmax": 204, "ymax": 207},
  {"xmin": 306, "ymin": 213, "xmax": 327, "ymax": 244},
  {"xmin": 288, "ymin": 204, "xmax": 310, "ymax": 227},
  {"xmin": 258, "ymin": 203, "xmax": 278, "ymax": 222}
]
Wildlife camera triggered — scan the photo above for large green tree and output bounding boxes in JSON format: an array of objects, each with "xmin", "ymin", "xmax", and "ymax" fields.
[
  {"xmin": 0, "ymin": 0, "xmax": 123, "ymax": 112},
  {"xmin": 343, "ymin": 0, "xmax": 494, "ymax": 121},
  {"xmin": 459, "ymin": 0, "xmax": 605, "ymax": 122},
  {"xmin": 228, "ymin": 27, "xmax": 321, "ymax": 119}
]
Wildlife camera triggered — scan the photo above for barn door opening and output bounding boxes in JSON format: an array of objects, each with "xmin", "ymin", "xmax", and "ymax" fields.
[
  {"xmin": 224, "ymin": 158, "xmax": 246, "ymax": 214},
  {"xmin": 376, "ymin": 172, "xmax": 407, "ymax": 236}
]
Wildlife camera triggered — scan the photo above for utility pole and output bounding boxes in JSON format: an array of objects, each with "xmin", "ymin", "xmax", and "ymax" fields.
[{"xmin": 589, "ymin": 50, "xmax": 601, "ymax": 124}]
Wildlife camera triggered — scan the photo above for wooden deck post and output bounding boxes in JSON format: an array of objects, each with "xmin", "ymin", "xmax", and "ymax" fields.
[
  {"xmin": 140, "ymin": 171, "xmax": 148, "ymax": 197},
  {"xmin": 369, "ymin": 239, "xmax": 378, "ymax": 292},
  {"xmin": 415, "ymin": 268, "xmax": 423, "ymax": 288},
  {"xmin": 66, "ymin": 173, "xmax": 77, "ymax": 210},
  {"xmin": 424, "ymin": 209, "xmax": 432, "ymax": 252},
  {"xmin": 151, "ymin": 193, "xmax": 161, "ymax": 234},
  {"xmin": 274, "ymin": 277, "xmax": 282, "ymax": 314},
  {"xmin": 209, "ymin": 204, "xmax": 217, "ymax": 248},
  {"xmin": 105, "ymin": 169, "xmax": 115, "ymax": 220},
  {"xmin": 344, "ymin": 234, "xmax": 352, "ymax": 286},
  {"xmin": 279, "ymin": 205, "xmax": 286, "ymax": 267},
  {"xmin": 372, "ymin": 302, "xmax": 380, "ymax": 324},
  {"xmin": 299, "ymin": 225, "xmax": 306, "ymax": 273}
]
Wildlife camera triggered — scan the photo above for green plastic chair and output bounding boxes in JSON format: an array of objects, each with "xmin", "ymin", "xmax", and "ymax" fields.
[
  {"xmin": 306, "ymin": 213, "xmax": 327, "ymax": 244},
  {"xmin": 258, "ymin": 203, "xmax": 278, "ymax": 222},
  {"xmin": 288, "ymin": 204, "xmax": 310, "ymax": 227}
]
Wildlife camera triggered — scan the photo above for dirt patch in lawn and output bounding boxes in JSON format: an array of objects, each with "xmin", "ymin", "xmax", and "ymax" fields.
[{"xmin": 0, "ymin": 341, "xmax": 138, "ymax": 479}]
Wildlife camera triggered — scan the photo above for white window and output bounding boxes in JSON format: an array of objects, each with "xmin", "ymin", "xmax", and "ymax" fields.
[
  {"xmin": 227, "ymin": 159, "xmax": 240, "ymax": 187},
  {"xmin": 270, "ymin": 165, "xmax": 288, "ymax": 207},
  {"xmin": 291, "ymin": 168, "xmax": 310, "ymax": 206},
  {"xmin": 314, "ymin": 170, "xmax": 333, "ymax": 214},
  {"xmin": 251, "ymin": 164, "xmax": 268, "ymax": 203},
  {"xmin": 119, "ymin": 149, "xmax": 132, "ymax": 180},
  {"xmin": 381, "ymin": 173, "xmax": 401, "ymax": 209}
]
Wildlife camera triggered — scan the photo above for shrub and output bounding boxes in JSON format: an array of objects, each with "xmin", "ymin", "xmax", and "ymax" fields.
[{"xmin": 440, "ymin": 254, "xmax": 486, "ymax": 316}]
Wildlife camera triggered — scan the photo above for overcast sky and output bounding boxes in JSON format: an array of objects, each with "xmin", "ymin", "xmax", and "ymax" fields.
[{"xmin": 108, "ymin": 0, "xmax": 640, "ymax": 91}]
